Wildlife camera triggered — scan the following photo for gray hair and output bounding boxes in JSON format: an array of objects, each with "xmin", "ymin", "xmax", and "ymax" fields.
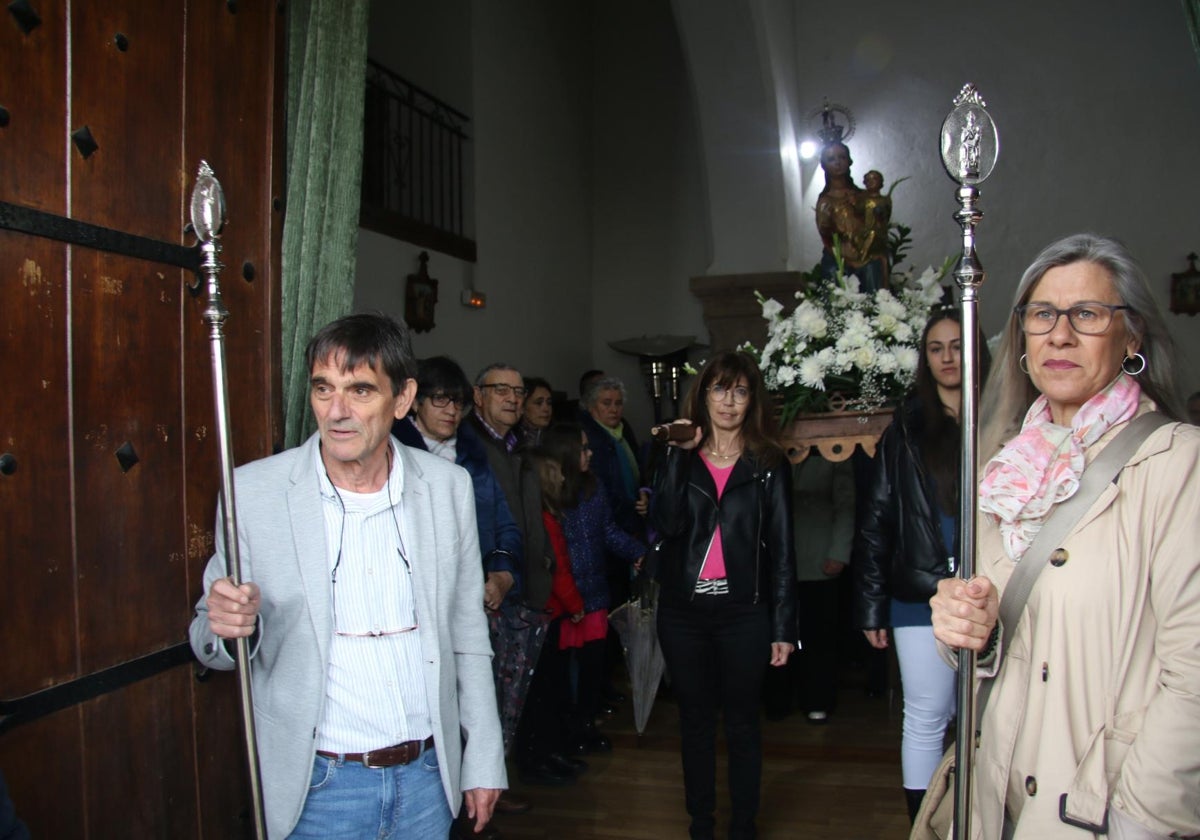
[
  {"xmin": 980, "ymin": 233, "xmax": 1181, "ymax": 456},
  {"xmin": 583, "ymin": 376, "xmax": 626, "ymax": 408},
  {"xmin": 474, "ymin": 362, "xmax": 521, "ymax": 387}
]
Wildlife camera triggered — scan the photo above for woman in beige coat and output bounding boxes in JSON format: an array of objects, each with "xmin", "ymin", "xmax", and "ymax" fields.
[{"xmin": 931, "ymin": 234, "xmax": 1200, "ymax": 839}]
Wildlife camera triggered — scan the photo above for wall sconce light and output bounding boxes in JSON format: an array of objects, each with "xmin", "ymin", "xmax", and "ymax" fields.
[{"xmin": 460, "ymin": 289, "xmax": 487, "ymax": 309}]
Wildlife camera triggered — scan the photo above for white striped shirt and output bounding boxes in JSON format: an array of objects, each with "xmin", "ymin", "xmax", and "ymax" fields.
[{"xmin": 315, "ymin": 441, "xmax": 431, "ymax": 753}]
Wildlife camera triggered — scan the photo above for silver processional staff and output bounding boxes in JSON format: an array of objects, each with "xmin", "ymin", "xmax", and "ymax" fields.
[
  {"xmin": 191, "ymin": 161, "xmax": 268, "ymax": 840},
  {"xmin": 940, "ymin": 83, "xmax": 998, "ymax": 840}
]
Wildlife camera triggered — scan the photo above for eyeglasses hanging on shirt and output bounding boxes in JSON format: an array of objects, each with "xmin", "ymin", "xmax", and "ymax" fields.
[{"xmin": 326, "ymin": 447, "xmax": 419, "ymax": 638}]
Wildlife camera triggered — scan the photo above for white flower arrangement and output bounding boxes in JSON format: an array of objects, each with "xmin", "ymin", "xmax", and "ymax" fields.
[{"xmin": 747, "ymin": 260, "xmax": 953, "ymax": 423}]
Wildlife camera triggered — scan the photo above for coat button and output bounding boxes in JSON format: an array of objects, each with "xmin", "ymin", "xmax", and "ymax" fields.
[
  {"xmin": 1025, "ymin": 775, "xmax": 1037, "ymax": 796},
  {"xmin": 1042, "ymin": 662, "xmax": 1049, "ymax": 682},
  {"xmin": 1049, "ymin": 548, "xmax": 1068, "ymax": 567},
  {"xmin": 204, "ymin": 642, "xmax": 214, "ymax": 655}
]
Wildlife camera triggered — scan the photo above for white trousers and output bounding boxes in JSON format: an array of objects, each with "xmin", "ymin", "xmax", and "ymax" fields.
[{"xmin": 893, "ymin": 624, "xmax": 957, "ymax": 790}]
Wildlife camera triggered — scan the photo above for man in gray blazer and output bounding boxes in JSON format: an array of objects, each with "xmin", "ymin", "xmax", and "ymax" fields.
[{"xmin": 190, "ymin": 314, "xmax": 505, "ymax": 838}]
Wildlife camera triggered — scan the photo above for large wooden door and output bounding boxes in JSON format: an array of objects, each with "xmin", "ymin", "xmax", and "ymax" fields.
[{"xmin": 0, "ymin": 2, "xmax": 284, "ymax": 835}]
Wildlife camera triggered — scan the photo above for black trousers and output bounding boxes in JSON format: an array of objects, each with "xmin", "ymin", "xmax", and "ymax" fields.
[
  {"xmin": 569, "ymin": 636, "xmax": 607, "ymax": 736},
  {"xmin": 796, "ymin": 577, "xmax": 840, "ymax": 713},
  {"xmin": 763, "ymin": 577, "xmax": 840, "ymax": 717},
  {"xmin": 657, "ymin": 597, "xmax": 770, "ymax": 840}
]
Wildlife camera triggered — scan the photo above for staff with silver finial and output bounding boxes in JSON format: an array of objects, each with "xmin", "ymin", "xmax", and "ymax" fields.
[
  {"xmin": 939, "ymin": 84, "xmax": 998, "ymax": 840},
  {"xmin": 191, "ymin": 160, "xmax": 268, "ymax": 840}
]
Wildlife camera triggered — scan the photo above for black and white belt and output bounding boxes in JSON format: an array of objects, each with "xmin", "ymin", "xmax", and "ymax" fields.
[{"xmin": 694, "ymin": 578, "xmax": 729, "ymax": 595}]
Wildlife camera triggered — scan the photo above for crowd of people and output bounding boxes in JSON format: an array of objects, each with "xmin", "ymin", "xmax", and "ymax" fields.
[{"xmin": 186, "ymin": 231, "xmax": 1199, "ymax": 840}]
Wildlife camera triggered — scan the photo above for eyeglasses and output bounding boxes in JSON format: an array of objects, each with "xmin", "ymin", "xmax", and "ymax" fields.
[
  {"xmin": 332, "ymin": 547, "xmax": 419, "ymax": 638},
  {"xmin": 328, "ymin": 453, "xmax": 419, "ymax": 638},
  {"xmin": 1015, "ymin": 302, "xmax": 1132, "ymax": 336},
  {"xmin": 425, "ymin": 392, "xmax": 466, "ymax": 409},
  {"xmin": 707, "ymin": 384, "xmax": 751, "ymax": 404},
  {"xmin": 479, "ymin": 383, "xmax": 528, "ymax": 399}
]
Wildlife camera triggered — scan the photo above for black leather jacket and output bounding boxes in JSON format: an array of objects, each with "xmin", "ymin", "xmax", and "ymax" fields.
[
  {"xmin": 853, "ymin": 398, "xmax": 956, "ymax": 630},
  {"xmin": 650, "ymin": 446, "xmax": 797, "ymax": 643}
]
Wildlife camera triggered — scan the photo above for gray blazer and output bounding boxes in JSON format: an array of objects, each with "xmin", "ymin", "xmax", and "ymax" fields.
[{"xmin": 189, "ymin": 434, "xmax": 506, "ymax": 838}]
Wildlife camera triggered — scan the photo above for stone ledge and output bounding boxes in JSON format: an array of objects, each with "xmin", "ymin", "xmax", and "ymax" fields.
[{"xmin": 689, "ymin": 271, "xmax": 806, "ymax": 351}]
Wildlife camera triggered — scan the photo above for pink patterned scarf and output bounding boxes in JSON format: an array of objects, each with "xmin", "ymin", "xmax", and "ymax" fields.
[{"xmin": 978, "ymin": 373, "xmax": 1141, "ymax": 561}]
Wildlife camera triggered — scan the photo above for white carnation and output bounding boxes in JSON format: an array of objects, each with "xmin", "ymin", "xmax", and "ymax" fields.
[
  {"xmin": 798, "ymin": 356, "xmax": 827, "ymax": 389},
  {"xmin": 875, "ymin": 349, "xmax": 899, "ymax": 374},
  {"xmin": 894, "ymin": 345, "xmax": 919, "ymax": 375},
  {"xmin": 794, "ymin": 302, "xmax": 828, "ymax": 339},
  {"xmin": 843, "ymin": 309, "xmax": 870, "ymax": 333}
]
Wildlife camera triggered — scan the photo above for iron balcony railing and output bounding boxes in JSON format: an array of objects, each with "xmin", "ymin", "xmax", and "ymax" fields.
[{"xmin": 361, "ymin": 60, "xmax": 475, "ymax": 261}]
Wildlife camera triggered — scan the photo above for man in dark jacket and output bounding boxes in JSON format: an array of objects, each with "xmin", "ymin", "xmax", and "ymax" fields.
[{"xmin": 459, "ymin": 363, "xmax": 575, "ymax": 793}]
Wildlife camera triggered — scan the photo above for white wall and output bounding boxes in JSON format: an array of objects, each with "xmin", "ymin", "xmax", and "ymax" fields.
[
  {"xmin": 366, "ymin": 1, "xmax": 473, "ymax": 113},
  {"xmin": 357, "ymin": 1, "xmax": 596, "ymax": 393},
  {"xmin": 668, "ymin": 1, "xmax": 788, "ymax": 274},
  {"xmin": 588, "ymin": 2, "xmax": 710, "ymax": 431}
]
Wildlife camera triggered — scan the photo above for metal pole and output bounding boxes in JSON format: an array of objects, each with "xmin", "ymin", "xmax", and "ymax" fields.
[
  {"xmin": 191, "ymin": 161, "xmax": 268, "ymax": 840},
  {"xmin": 939, "ymin": 85, "xmax": 998, "ymax": 840}
]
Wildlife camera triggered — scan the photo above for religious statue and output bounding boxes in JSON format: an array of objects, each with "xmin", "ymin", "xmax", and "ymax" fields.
[
  {"xmin": 960, "ymin": 110, "xmax": 981, "ymax": 179},
  {"xmin": 815, "ymin": 142, "xmax": 889, "ymax": 292},
  {"xmin": 856, "ymin": 170, "xmax": 891, "ymax": 286}
]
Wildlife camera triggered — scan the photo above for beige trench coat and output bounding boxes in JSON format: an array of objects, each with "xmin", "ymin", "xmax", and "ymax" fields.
[{"xmin": 964, "ymin": 410, "xmax": 1200, "ymax": 839}]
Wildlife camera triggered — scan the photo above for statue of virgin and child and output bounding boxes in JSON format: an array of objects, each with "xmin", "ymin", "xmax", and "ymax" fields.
[{"xmin": 814, "ymin": 141, "xmax": 891, "ymax": 292}]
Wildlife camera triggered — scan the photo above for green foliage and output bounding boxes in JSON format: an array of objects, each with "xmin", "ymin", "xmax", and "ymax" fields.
[{"xmin": 888, "ymin": 222, "xmax": 913, "ymax": 270}]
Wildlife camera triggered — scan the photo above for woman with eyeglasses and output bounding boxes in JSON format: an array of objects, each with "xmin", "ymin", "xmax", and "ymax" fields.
[
  {"xmin": 853, "ymin": 306, "xmax": 991, "ymax": 823},
  {"xmin": 392, "ymin": 356, "xmax": 522, "ymax": 610},
  {"xmin": 650, "ymin": 350, "xmax": 796, "ymax": 840},
  {"xmin": 931, "ymin": 234, "xmax": 1199, "ymax": 838}
]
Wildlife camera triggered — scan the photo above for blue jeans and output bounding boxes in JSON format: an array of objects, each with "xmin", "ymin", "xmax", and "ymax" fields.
[{"xmin": 287, "ymin": 746, "xmax": 451, "ymax": 840}]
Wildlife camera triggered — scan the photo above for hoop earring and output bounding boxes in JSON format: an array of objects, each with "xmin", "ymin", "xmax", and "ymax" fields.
[
  {"xmin": 1121, "ymin": 352, "xmax": 1147, "ymax": 376},
  {"xmin": 1018, "ymin": 354, "xmax": 1030, "ymax": 375}
]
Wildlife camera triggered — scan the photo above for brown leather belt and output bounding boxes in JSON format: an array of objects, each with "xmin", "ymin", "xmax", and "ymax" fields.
[{"xmin": 317, "ymin": 735, "xmax": 434, "ymax": 769}]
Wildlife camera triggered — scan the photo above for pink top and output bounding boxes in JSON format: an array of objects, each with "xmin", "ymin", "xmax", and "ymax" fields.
[{"xmin": 699, "ymin": 455, "xmax": 736, "ymax": 579}]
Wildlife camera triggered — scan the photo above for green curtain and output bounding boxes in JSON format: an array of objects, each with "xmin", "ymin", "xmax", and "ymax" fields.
[
  {"xmin": 281, "ymin": 0, "xmax": 371, "ymax": 448},
  {"xmin": 1186, "ymin": 0, "xmax": 1200, "ymax": 67}
]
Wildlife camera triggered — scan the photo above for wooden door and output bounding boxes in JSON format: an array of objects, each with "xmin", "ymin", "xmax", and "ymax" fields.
[{"xmin": 0, "ymin": 2, "xmax": 284, "ymax": 835}]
